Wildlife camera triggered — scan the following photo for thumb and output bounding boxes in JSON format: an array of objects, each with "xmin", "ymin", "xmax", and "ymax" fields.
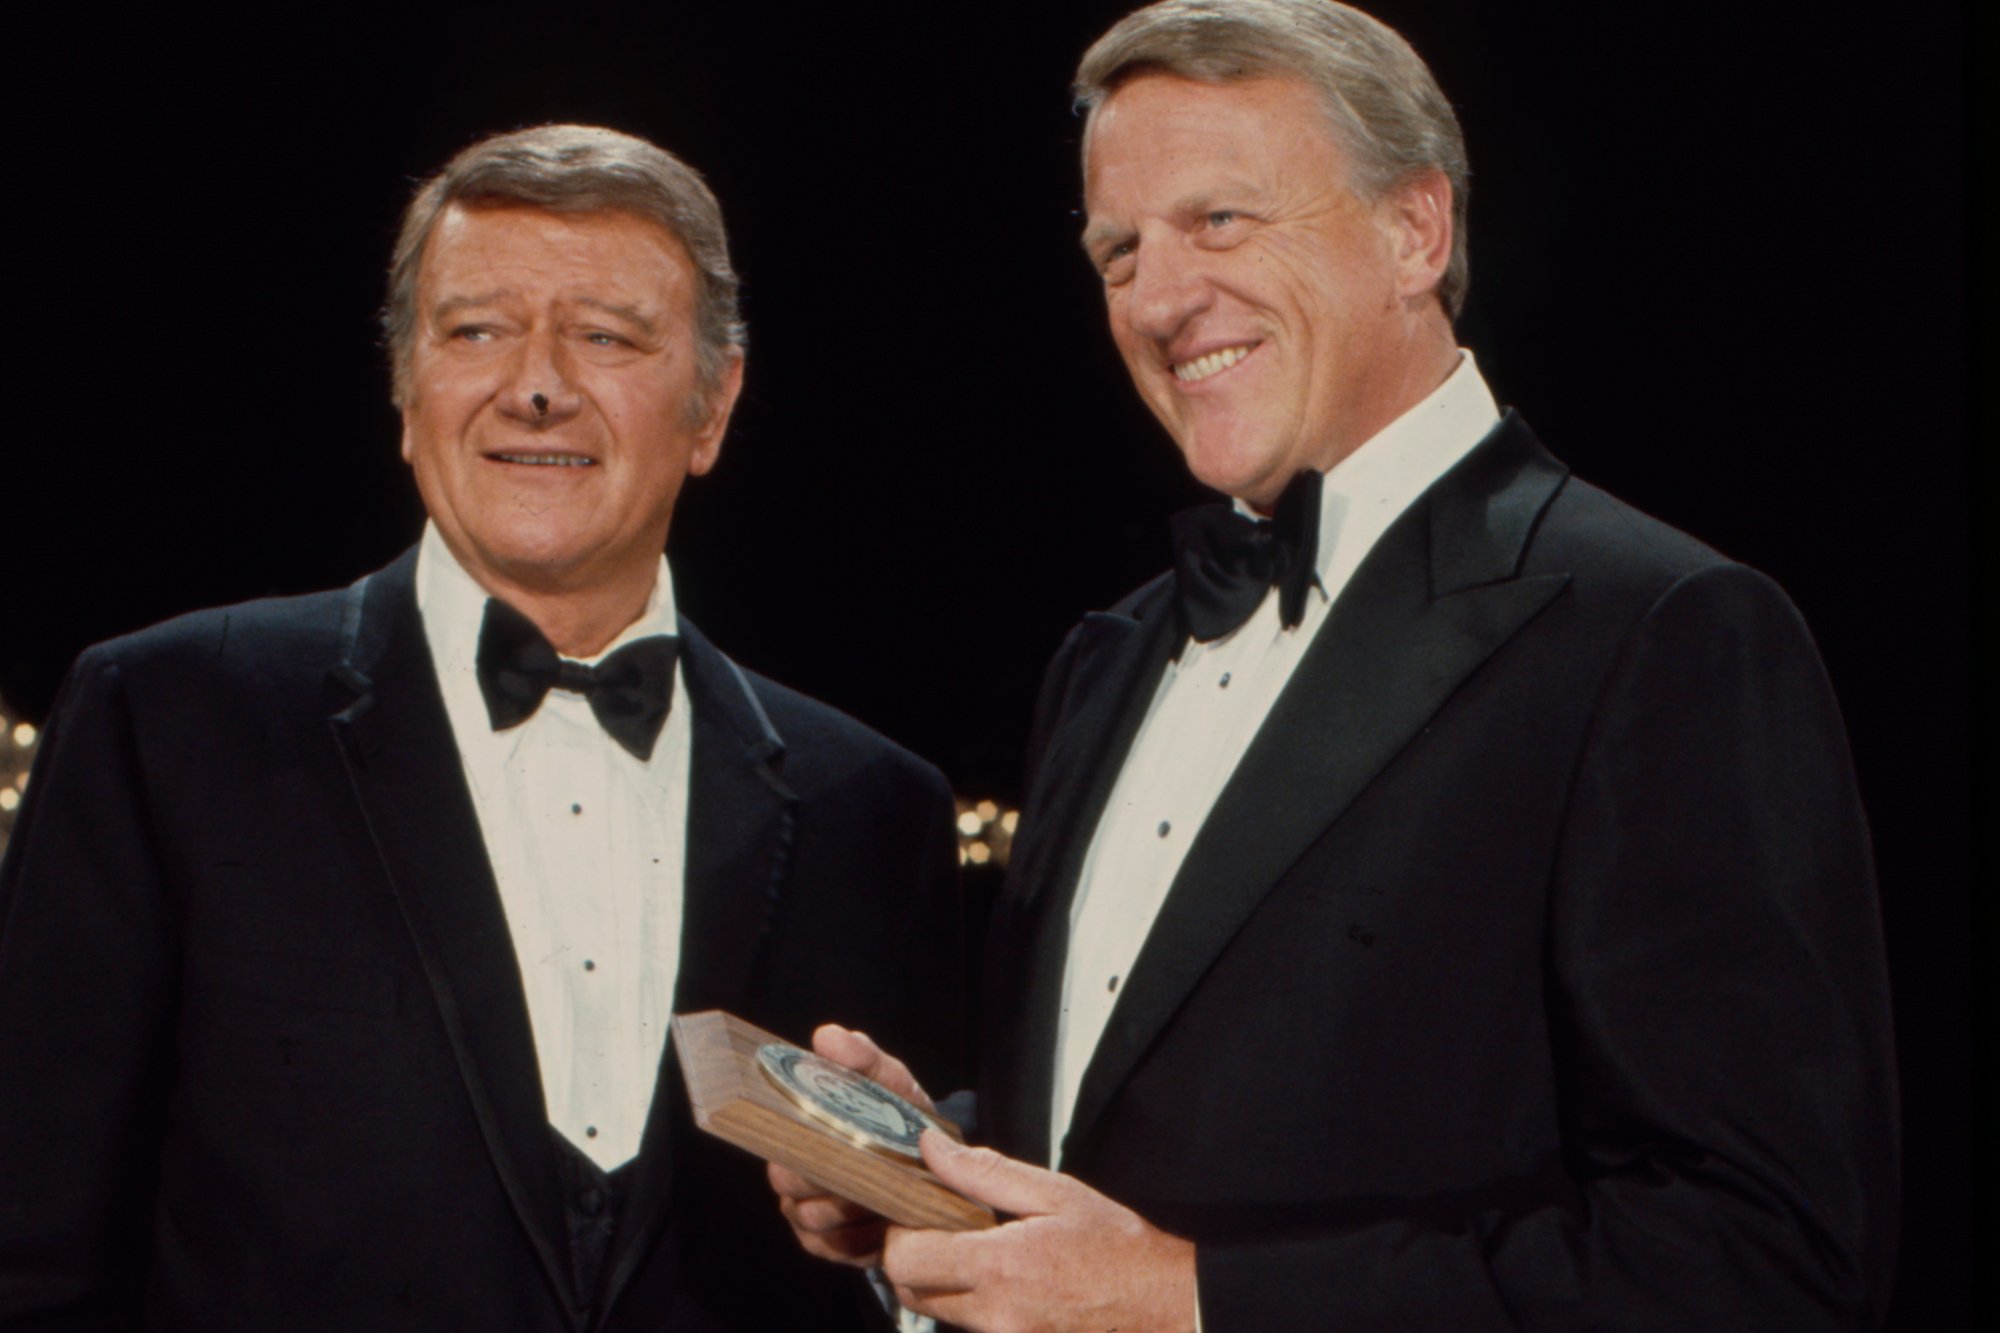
[
  {"xmin": 811, "ymin": 1025, "xmax": 929, "ymax": 1109},
  {"xmin": 811, "ymin": 1024, "xmax": 882, "ymax": 1074},
  {"xmin": 919, "ymin": 1130, "xmax": 1066, "ymax": 1217}
]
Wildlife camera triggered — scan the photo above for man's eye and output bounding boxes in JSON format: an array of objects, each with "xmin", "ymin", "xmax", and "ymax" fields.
[
  {"xmin": 585, "ymin": 332, "xmax": 627, "ymax": 347},
  {"xmin": 1099, "ymin": 241, "xmax": 1137, "ymax": 279},
  {"xmin": 450, "ymin": 325, "xmax": 492, "ymax": 342},
  {"xmin": 1206, "ymin": 210, "xmax": 1238, "ymax": 228}
]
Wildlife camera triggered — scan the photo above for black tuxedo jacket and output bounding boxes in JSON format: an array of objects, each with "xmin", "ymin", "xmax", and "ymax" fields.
[
  {"xmin": 981, "ymin": 416, "xmax": 1897, "ymax": 1329},
  {"xmin": 0, "ymin": 548, "xmax": 962, "ymax": 1332}
]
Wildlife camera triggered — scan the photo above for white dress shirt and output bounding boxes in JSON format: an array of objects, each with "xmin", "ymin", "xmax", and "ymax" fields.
[
  {"xmin": 1049, "ymin": 353, "xmax": 1501, "ymax": 1163},
  {"xmin": 417, "ymin": 523, "xmax": 692, "ymax": 1172}
]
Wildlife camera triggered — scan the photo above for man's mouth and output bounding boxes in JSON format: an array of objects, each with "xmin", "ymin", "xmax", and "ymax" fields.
[
  {"xmin": 1172, "ymin": 343, "xmax": 1257, "ymax": 384},
  {"xmin": 489, "ymin": 453, "xmax": 597, "ymax": 467}
]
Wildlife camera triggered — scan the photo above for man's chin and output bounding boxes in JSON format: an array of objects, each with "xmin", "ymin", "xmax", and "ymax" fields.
[
  {"xmin": 1179, "ymin": 442, "xmax": 1288, "ymax": 508},
  {"xmin": 457, "ymin": 538, "xmax": 612, "ymax": 598}
]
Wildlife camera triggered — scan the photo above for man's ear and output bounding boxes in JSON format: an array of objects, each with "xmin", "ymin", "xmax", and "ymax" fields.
[
  {"xmin": 1384, "ymin": 167, "xmax": 1453, "ymax": 303},
  {"xmin": 688, "ymin": 351, "xmax": 746, "ymax": 478}
]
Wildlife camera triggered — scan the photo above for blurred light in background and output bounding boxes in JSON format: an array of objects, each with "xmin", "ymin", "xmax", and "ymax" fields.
[
  {"xmin": 0, "ymin": 701, "xmax": 37, "ymax": 856},
  {"xmin": 954, "ymin": 796, "xmax": 1018, "ymax": 869}
]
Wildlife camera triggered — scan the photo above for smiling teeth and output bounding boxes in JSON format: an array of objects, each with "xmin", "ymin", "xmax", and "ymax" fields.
[
  {"xmin": 1173, "ymin": 344, "xmax": 1254, "ymax": 383},
  {"xmin": 496, "ymin": 454, "xmax": 594, "ymax": 466}
]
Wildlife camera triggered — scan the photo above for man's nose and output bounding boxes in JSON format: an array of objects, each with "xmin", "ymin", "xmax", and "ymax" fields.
[
  {"xmin": 1123, "ymin": 236, "xmax": 1213, "ymax": 343},
  {"xmin": 499, "ymin": 330, "xmax": 582, "ymax": 425}
]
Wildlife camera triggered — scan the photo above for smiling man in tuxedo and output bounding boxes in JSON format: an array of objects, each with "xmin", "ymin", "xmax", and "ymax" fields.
[
  {"xmin": 772, "ymin": 2, "xmax": 1899, "ymax": 1328},
  {"xmin": 0, "ymin": 124, "xmax": 960, "ymax": 1331}
]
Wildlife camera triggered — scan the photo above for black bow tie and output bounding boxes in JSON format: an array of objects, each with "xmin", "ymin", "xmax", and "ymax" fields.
[
  {"xmin": 1169, "ymin": 469, "xmax": 1325, "ymax": 643},
  {"xmin": 474, "ymin": 598, "xmax": 678, "ymax": 761}
]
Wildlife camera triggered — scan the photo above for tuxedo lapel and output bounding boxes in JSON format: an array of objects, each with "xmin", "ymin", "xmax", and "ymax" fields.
[
  {"xmin": 661, "ymin": 622, "xmax": 798, "ymax": 1016},
  {"xmin": 1014, "ymin": 594, "xmax": 1181, "ymax": 917},
  {"xmin": 322, "ymin": 548, "xmax": 578, "ymax": 1321},
  {"xmin": 1061, "ymin": 415, "xmax": 1573, "ymax": 1163},
  {"xmin": 596, "ymin": 621, "xmax": 798, "ymax": 1324},
  {"xmin": 989, "ymin": 592, "xmax": 1180, "ymax": 1164}
]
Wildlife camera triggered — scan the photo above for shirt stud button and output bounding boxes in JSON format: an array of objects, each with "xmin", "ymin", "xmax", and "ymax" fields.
[
  {"xmin": 1157, "ymin": 820, "xmax": 1171, "ymax": 837},
  {"xmin": 571, "ymin": 803, "xmax": 582, "ymax": 815},
  {"xmin": 583, "ymin": 960, "xmax": 596, "ymax": 972},
  {"xmin": 1108, "ymin": 975, "xmax": 1120, "ymax": 993},
  {"xmin": 585, "ymin": 1126, "xmax": 598, "ymax": 1138},
  {"xmin": 1218, "ymin": 672, "xmax": 1232, "ymax": 688}
]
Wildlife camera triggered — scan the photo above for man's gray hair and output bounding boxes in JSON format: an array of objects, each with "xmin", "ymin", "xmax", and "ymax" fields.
[
  {"xmin": 1075, "ymin": 0, "xmax": 1470, "ymax": 320},
  {"xmin": 383, "ymin": 123, "xmax": 747, "ymax": 409}
]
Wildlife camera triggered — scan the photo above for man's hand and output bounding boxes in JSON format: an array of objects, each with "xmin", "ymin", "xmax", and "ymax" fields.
[
  {"xmin": 883, "ymin": 1131, "xmax": 1197, "ymax": 1333},
  {"xmin": 767, "ymin": 1024, "xmax": 935, "ymax": 1268}
]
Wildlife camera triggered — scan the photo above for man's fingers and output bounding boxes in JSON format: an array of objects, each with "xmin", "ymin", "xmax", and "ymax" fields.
[
  {"xmin": 782, "ymin": 1193, "xmax": 869, "ymax": 1233},
  {"xmin": 893, "ymin": 1283, "xmax": 977, "ymax": 1326},
  {"xmin": 768, "ymin": 1158, "xmax": 887, "ymax": 1268},
  {"xmin": 810, "ymin": 1023, "xmax": 882, "ymax": 1071},
  {"xmin": 766, "ymin": 1161, "xmax": 821, "ymax": 1201},
  {"xmin": 768, "ymin": 1165, "xmax": 882, "ymax": 1229},
  {"xmin": 917, "ymin": 1130, "xmax": 1068, "ymax": 1217},
  {"xmin": 882, "ymin": 1225, "xmax": 979, "ymax": 1296},
  {"xmin": 794, "ymin": 1216, "xmax": 887, "ymax": 1268},
  {"xmin": 810, "ymin": 1024, "xmax": 931, "ymax": 1110}
]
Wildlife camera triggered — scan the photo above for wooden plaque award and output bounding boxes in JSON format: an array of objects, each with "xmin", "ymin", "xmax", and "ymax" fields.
[{"xmin": 671, "ymin": 1009, "xmax": 995, "ymax": 1231}]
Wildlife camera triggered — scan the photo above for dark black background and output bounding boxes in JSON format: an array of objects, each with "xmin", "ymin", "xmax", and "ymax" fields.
[{"xmin": 5, "ymin": 1, "xmax": 1975, "ymax": 1325}]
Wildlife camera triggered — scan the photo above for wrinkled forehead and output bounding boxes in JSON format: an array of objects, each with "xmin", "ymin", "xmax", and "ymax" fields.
[
  {"xmin": 415, "ymin": 201, "xmax": 696, "ymax": 312},
  {"xmin": 1081, "ymin": 72, "xmax": 1351, "ymax": 216}
]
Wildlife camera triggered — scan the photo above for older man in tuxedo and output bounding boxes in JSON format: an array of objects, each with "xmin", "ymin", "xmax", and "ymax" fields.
[
  {"xmin": 0, "ymin": 124, "xmax": 960, "ymax": 1331},
  {"xmin": 772, "ymin": 2, "xmax": 1898, "ymax": 1329}
]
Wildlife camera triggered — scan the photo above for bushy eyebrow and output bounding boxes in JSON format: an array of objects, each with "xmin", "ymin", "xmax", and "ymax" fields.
[
  {"xmin": 573, "ymin": 296, "xmax": 658, "ymax": 338},
  {"xmin": 426, "ymin": 291, "xmax": 658, "ymax": 339},
  {"xmin": 429, "ymin": 290, "xmax": 509, "ymax": 324}
]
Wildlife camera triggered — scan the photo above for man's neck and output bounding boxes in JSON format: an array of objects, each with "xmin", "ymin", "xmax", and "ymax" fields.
[
  {"xmin": 1242, "ymin": 315, "xmax": 1462, "ymax": 513},
  {"xmin": 1322, "ymin": 319, "xmax": 1464, "ymax": 480}
]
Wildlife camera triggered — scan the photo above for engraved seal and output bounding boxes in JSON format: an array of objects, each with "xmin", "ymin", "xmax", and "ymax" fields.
[{"xmin": 756, "ymin": 1043, "xmax": 941, "ymax": 1161}]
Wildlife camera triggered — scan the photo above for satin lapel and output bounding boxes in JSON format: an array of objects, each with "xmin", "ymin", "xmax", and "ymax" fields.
[
  {"xmin": 322, "ymin": 548, "xmax": 578, "ymax": 1321},
  {"xmin": 988, "ymin": 588, "xmax": 1181, "ymax": 1164},
  {"xmin": 660, "ymin": 621, "xmax": 797, "ymax": 1017},
  {"xmin": 597, "ymin": 620, "xmax": 797, "ymax": 1324},
  {"xmin": 1061, "ymin": 415, "xmax": 1573, "ymax": 1163}
]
